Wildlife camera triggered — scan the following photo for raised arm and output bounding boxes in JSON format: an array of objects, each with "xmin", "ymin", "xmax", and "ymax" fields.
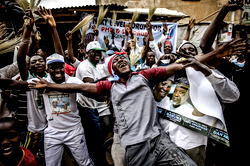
[
  {"xmin": 196, "ymin": 38, "xmax": 246, "ymax": 63},
  {"xmin": 65, "ymin": 31, "xmax": 77, "ymax": 64},
  {"xmin": 29, "ymin": 78, "xmax": 98, "ymax": 95},
  {"xmin": 38, "ymin": 7, "xmax": 64, "ymax": 55},
  {"xmin": 92, "ymin": 25, "xmax": 99, "ymax": 41},
  {"xmin": 141, "ymin": 22, "xmax": 152, "ymax": 61},
  {"xmin": 17, "ymin": 9, "xmax": 34, "ymax": 81},
  {"xmin": 183, "ymin": 18, "xmax": 195, "ymax": 41},
  {"xmin": 122, "ymin": 24, "xmax": 130, "ymax": 51},
  {"xmin": 200, "ymin": 1, "xmax": 243, "ymax": 53}
]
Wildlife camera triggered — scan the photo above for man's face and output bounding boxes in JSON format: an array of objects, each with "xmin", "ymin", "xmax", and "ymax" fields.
[
  {"xmin": 0, "ymin": 121, "xmax": 20, "ymax": 159},
  {"xmin": 154, "ymin": 80, "xmax": 172, "ymax": 101},
  {"xmin": 112, "ymin": 55, "xmax": 130, "ymax": 76},
  {"xmin": 172, "ymin": 85, "xmax": 189, "ymax": 107},
  {"xmin": 164, "ymin": 43, "xmax": 172, "ymax": 54},
  {"xmin": 130, "ymin": 39, "xmax": 136, "ymax": 48},
  {"xmin": 179, "ymin": 43, "xmax": 197, "ymax": 57},
  {"xmin": 146, "ymin": 52, "xmax": 156, "ymax": 65},
  {"xmin": 29, "ymin": 55, "xmax": 46, "ymax": 73},
  {"xmin": 88, "ymin": 50, "xmax": 102, "ymax": 65},
  {"xmin": 104, "ymin": 36, "xmax": 109, "ymax": 45},
  {"xmin": 48, "ymin": 62, "xmax": 65, "ymax": 84}
]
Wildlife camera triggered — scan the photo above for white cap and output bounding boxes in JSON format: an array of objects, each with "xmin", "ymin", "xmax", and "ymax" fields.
[
  {"xmin": 86, "ymin": 41, "xmax": 105, "ymax": 52},
  {"xmin": 46, "ymin": 53, "xmax": 64, "ymax": 65}
]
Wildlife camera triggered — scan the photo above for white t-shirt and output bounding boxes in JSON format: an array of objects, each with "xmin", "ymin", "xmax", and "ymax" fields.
[
  {"xmin": 157, "ymin": 96, "xmax": 208, "ymax": 150},
  {"xmin": 27, "ymin": 76, "xmax": 47, "ymax": 133},
  {"xmin": 76, "ymin": 60, "xmax": 110, "ymax": 116},
  {"xmin": 42, "ymin": 75, "xmax": 83, "ymax": 131}
]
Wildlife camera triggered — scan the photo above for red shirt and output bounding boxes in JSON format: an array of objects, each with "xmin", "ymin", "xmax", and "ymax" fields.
[
  {"xmin": 64, "ymin": 63, "xmax": 76, "ymax": 76},
  {"xmin": 17, "ymin": 147, "xmax": 37, "ymax": 166},
  {"xmin": 96, "ymin": 67, "xmax": 168, "ymax": 95}
]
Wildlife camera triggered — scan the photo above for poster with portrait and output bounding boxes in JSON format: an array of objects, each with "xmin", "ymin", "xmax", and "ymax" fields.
[
  {"xmin": 156, "ymin": 69, "xmax": 229, "ymax": 146},
  {"xmin": 241, "ymin": 0, "xmax": 250, "ymax": 25},
  {"xmin": 48, "ymin": 94, "xmax": 71, "ymax": 115}
]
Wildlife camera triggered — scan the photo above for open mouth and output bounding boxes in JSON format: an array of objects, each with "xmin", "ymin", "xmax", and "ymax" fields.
[
  {"xmin": 159, "ymin": 89, "xmax": 167, "ymax": 96},
  {"xmin": 1, "ymin": 146, "xmax": 13, "ymax": 156},
  {"xmin": 116, "ymin": 58, "xmax": 128, "ymax": 69},
  {"xmin": 119, "ymin": 63, "xmax": 127, "ymax": 68}
]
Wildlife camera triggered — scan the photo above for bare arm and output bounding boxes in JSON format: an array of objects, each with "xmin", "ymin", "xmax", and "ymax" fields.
[
  {"xmin": 122, "ymin": 24, "xmax": 130, "ymax": 51},
  {"xmin": 200, "ymin": 1, "xmax": 243, "ymax": 53},
  {"xmin": 38, "ymin": 7, "xmax": 64, "ymax": 55},
  {"xmin": 65, "ymin": 31, "xmax": 77, "ymax": 64},
  {"xmin": 183, "ymin": 18, "xmax": 195, "ymax": 41},
  {"xmin": 196, "ymin": 38, "xmax": 246, "ymax": 63},
  {"xmin": 141, "ymin": 22, "xmax": 152, "ymax": 61},
  {"xmin": 17, "ymin": 9, "xmax": 34, "ymax": 81},
  {"xmin": 0, "ymin": 78, "xmax": 29, "ymax": 90},
  {"xmin": 28, "ymin": 78, "xmax": 101, "ymax": 99}
]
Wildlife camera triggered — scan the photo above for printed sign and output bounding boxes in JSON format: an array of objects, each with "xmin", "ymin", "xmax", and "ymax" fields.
[
  {"xmin": 154, "ymin": 72, "xmax": 229, "ymax": 146},
  {"xmin": 82, "ymin": 16, "xmax": 178, "ymax": 52},
  {"xmin": 48, "ymin": 94, "xmax": 71, "ymax": 115},
  {"xmin": 241, "ymin": 0, "xmax": 250, "ymax": 25}
]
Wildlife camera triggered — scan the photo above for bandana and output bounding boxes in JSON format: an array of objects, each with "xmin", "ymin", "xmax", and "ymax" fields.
[{"xmin": 106, "ymin": 52, "xmax": 128, "ymax": 76}]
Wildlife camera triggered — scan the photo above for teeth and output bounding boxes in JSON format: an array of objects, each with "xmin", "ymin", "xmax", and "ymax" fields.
[{"xmin": 3, "ymin": 147, "xmax": 11, "ymax": 151}]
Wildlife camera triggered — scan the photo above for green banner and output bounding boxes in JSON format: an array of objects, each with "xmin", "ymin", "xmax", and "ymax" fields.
[{"xmin": 157, "ymin": 107, "xmax": 230, "ymax": 147}]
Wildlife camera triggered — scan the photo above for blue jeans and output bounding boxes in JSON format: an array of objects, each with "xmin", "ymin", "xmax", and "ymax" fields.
[{"xmin": 125, "ymin": 132, "xmax": 197, "ymax": 166}]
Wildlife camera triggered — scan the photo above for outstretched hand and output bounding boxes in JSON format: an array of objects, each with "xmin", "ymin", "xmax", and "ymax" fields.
[
  {"xmin": 176, "ymin": 57, "xmax": 212, "ymax": 76},
  {"xmin": 38, "ymin": 7, "xmax": 56, "ymax": 28},
  {"xmin": 216, "ymin": 38, "xmax": 247, "ymax": 58},
  {"xmin": 28, "ymin": 77, "xmax": 50, "ymax": 92},
  {"xmin": 224, "ymin": 0, "xmax": 243, "ymax": 11},
  {"xmin": 23, "ymin": 8, "xmax": 34, "ymax": 30}
]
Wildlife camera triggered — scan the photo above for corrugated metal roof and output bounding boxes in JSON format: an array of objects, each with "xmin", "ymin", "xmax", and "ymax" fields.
[
  {"xmin": 124, "ymin": 8, "xmax": 188, "ymax": 17},
  {"xmin": 97, "ymin": 0, "xmax": 127, "ymax": 7},
  {"xmin": 35, "ymin": 0, "xmax": 96, "ymax": 9}
]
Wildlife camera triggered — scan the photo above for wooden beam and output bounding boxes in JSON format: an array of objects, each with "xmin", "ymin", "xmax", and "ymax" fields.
[
  {"xmin": 53, "ymin": 13, "xmax": 77, "ymax": 17},
  {"xmin": 37, "ymin": 21, "xmax": 79, "ymax": 24}
]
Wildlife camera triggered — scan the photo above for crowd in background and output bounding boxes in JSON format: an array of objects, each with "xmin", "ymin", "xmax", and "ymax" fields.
[{"xmin": 0, "ymin": 0, "xmax": 249, "ymax": 166}]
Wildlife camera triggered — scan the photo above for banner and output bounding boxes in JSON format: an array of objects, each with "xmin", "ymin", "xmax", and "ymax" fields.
[
  {"xmin": 157, "ymin": 107, "xmax": 230, "ymax": 146},
  {"xmin": 83, "ymin": 17, "xmax": 178, "ymax": 52},
  {"xmin": 154, "ymin": 72, "xmax": 229, "ymax": 146},
  {"xmin": 241, "ymin": 0, "xmax": 250, "ymax": 25}
]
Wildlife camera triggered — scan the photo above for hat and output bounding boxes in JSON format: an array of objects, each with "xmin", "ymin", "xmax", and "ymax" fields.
[
  {"xmin": 106, "ymin": 55, "xmax": 116, "ymax": 76},
  {"xmin": 105, "ymin": 52, "xmax": 128, "ymax": 76},
  {"xmin": 106, "ymin": 50, "xmax": 115, "ymax": 56},
  {"xmin": 86, "ymin": 41, "xmax": 105, "ymax": 52},
  {"xmin": 164, "ymin": 40, "xmax": 172, "ymax": 46},
  {"xmin": 46, "ymin": 53, "xmax": 64, "ymax": 65},
  {"xmin": 177, "ymin": 40, "xmax": 197, "ymax": 55}
]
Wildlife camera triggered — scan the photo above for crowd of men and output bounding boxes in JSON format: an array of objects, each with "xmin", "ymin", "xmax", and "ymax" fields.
[{"xmin": 0, "ymin": 1, "xmax": 249, "ymax": 166}]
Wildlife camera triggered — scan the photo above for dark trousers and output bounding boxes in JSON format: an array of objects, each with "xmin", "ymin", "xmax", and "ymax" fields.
[
  {"xmin": 77, "ymin": 104, "xmax": 109, "ymax": 166},
  {"xmin": 125, "ymin": 132, "xmax": 197, "ymax": 166}
]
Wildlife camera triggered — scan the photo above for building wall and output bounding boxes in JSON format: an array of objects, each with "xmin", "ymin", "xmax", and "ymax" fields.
[{"xmin": 99, "ymin": 0, "xmax": 241, "ymax": 23}]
